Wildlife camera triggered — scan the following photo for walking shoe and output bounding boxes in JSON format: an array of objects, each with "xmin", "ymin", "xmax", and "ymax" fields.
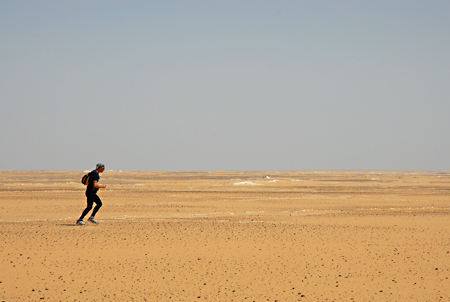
[
  {"xmin": 76, "ymin": 220, "xmax": 87, "ymax": 226},
  {"xmin": 88, "ymin": 217, "xmax": 99, "ymax": 224}
]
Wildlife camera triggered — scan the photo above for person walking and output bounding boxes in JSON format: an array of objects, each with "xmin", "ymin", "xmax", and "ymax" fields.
[{"xmin": 77, "ymin": 163, "xmax": 106, "ymax": 225}]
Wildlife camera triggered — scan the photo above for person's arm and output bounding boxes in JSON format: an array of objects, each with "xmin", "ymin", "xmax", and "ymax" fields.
[{"xmin": 93, "ymin": 180, "xmax": 106, "ymax": 189}]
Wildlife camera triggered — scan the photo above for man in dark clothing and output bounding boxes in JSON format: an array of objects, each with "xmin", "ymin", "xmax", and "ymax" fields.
[{"xmin": 77, "ymin": 163, "xmax": 106, "ymax": 225}]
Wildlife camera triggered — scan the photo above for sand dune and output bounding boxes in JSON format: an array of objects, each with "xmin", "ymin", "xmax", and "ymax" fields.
[{"xmin": 1, "ymin": 170, "xmax": 450, "ymax": 301}]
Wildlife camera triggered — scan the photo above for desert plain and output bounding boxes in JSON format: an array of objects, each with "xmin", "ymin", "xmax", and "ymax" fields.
[{"xmin": 1, "ymin": 170, "xmax": 449, "ymax": 301}]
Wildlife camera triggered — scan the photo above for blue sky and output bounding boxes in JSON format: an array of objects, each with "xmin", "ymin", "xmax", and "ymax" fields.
[{"xmin": 1, "ymin": 1, "xmax": 449, "ymax": 171}]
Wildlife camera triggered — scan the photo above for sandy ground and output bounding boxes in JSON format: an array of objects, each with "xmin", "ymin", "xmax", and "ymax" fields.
[{"xmin": 1, "ymin": 170, "xmax": 450, "ymax": 301}]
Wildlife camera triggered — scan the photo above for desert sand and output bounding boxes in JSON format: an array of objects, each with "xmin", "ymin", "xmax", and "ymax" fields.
[{"xmin": 1, "ymin": 170, "xmax": 449, "ymax": 301}]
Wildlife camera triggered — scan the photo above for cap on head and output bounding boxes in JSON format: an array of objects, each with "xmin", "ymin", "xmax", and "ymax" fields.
[{"xmin": 96, "ymin": 163, "xmax": 105, "ymax": 170}]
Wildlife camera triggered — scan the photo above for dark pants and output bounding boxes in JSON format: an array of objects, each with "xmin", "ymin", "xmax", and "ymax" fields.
[{"xmin": 79, "ymin": 191, "xmax": 102, "ymax": 220}]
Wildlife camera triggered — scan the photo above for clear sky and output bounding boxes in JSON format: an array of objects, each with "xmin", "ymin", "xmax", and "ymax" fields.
[{"xmin": 1, "ymin": 1, "xmax": 449, "ymax": 171}]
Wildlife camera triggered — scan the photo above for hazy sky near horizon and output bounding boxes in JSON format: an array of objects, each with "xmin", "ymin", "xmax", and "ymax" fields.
[{"xmin": 1, "ymin": 1, "xmax": 449, "ymax": 171}]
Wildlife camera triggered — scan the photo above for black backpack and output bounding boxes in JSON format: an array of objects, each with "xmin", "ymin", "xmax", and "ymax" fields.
[{"xmin": 81, "ymin": 172, "xmax": 91, "ymax": 185}]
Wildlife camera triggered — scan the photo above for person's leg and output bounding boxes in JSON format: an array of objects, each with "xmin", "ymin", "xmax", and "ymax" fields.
[
  {"xmin": 79, "ymin": 192, "xmax": 95, "ymax": 221},
  {"xmin": 91, "ymin": 194, "xmax": 103, "ymax": 217}
]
